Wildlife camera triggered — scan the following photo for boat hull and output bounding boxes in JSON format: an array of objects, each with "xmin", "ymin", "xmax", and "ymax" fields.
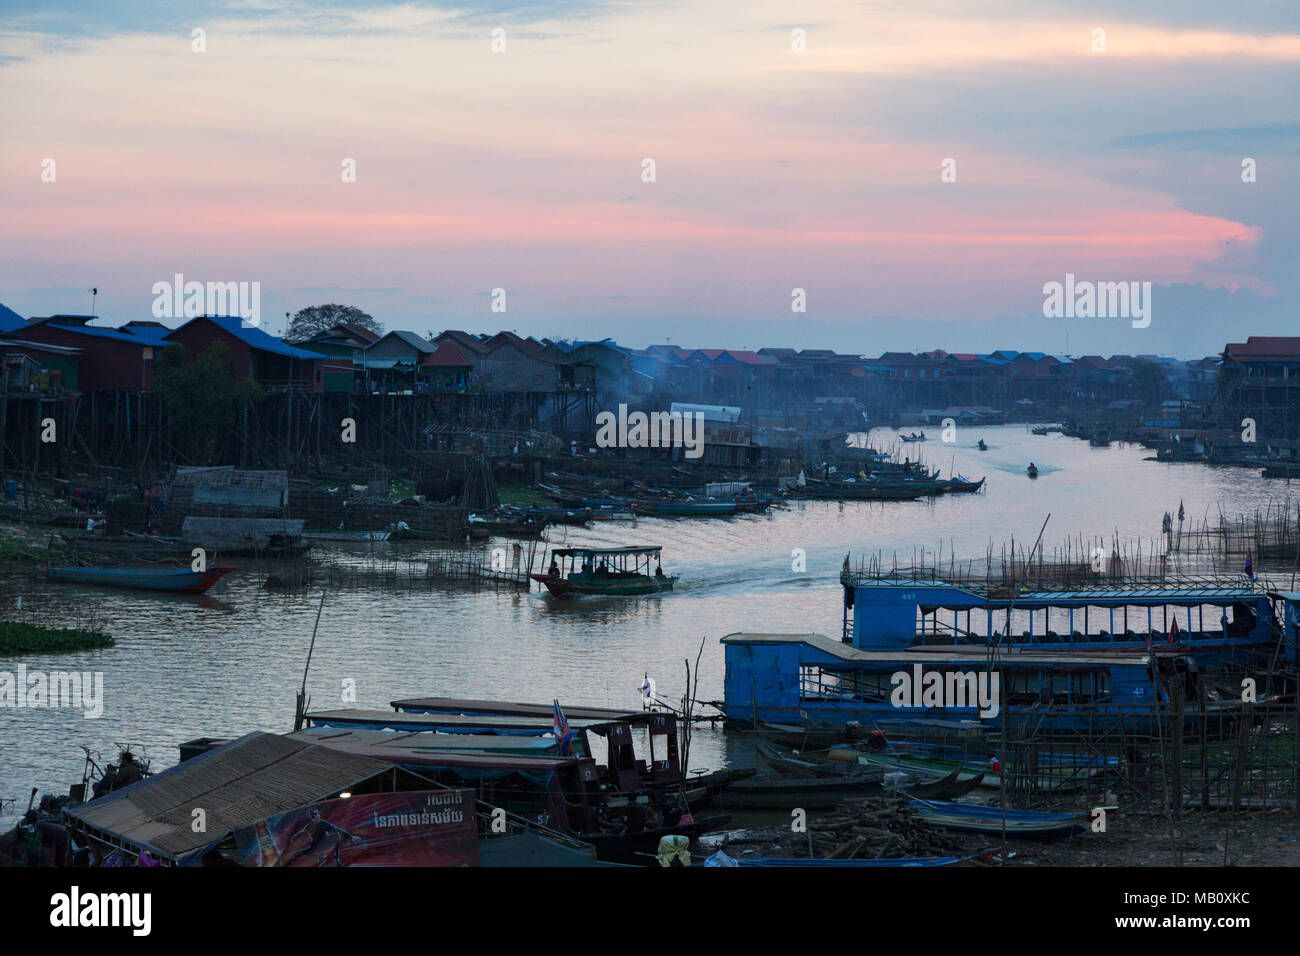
[
  {"xmin": 530, "ymin": 573, "xmax": 677, "ymax": 597},
  {"xmin": 47, "ymin": 565, "xmax": 236, "ymax": 593}
]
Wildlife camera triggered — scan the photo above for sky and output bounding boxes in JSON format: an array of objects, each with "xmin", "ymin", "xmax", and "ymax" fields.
[{"xmin": 1, "ymin": 0, "xmax": 1297, "ymax": 357}]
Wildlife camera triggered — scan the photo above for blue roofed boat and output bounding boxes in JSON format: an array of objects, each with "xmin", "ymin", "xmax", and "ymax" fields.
[{"xmin": 720, "ymin": 559, "xmax": 1296, "ymax": 733}]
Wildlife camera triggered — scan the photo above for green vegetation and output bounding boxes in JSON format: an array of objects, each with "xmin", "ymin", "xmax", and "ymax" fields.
[
  {"xmin": 0, "ymin": 621, "xmax": 115, "ymax": 655},
  {"xmin": 0, "ymin": 528, "xmax": 47, "ymax": 568},
  {"xmin": 497, "ymin": 483, "xmax": 548, "ymax": 507}
]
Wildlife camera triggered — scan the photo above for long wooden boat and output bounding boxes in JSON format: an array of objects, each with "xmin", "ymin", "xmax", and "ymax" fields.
[
  {"xmin": 628, "ymin": 499, "xmax": 737, "ymax": 517},
  {"xmin": 846, "ymin": 750, "xmax": 1096, "ymax": 792},
  {"xmin": 531, "ymin": 545, "xmax": 676, "ymax": 597},
  {"xmin": 47, "ymin": 565, "xmax": 236, "ymax": 593},
  {"xmin": 938, "ymin": 477, "xmax": 985, "ymax": 494},
  {"xmin": 804, "ymin": 483, "xmax": 934, "ymax": 501},
  {"xmin": 303, "ymin": 530, "xmax": 391, "ymax": 543},
  {"xmin": 755, "ymin": 742, "xmax": 982, "ymax": 799},
  {"xmin": 908, "ymin": 799, "xmax": 1090, "ymax": 837},
  {"xmin": 717, "ymin": 772, "xmax": 884, "ymax": 809},
  {"xmin": 735, "ymin": 854, "xmax": 973, "ymax": 867},
  {"xmin": 516, "ymin": 506, "xmax": 591, "ymax": 525}
]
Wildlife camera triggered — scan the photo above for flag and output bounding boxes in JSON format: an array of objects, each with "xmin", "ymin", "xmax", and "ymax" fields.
[
  {"xmin": 641, "ymin": 673, "xmax": 653, "ymax": 705},
  {"xmin": 1245, "ymin": 550, "xmax": 1254, "ymax": 579},
  {"xmin": 552, "ymin": 698, "xmax": 574, "ymax": 756},
  {"xmin": 1168, "ymin": 616, "xmax": 1180, "ymax": 644}
]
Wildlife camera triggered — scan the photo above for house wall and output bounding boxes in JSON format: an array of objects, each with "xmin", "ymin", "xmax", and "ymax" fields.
[
  {"xmin": 478, "ymin": 343, "xmax": 557, "ymax": 393},
  {"xmin": 17, "ymin": 326, "xmax": 152, "ymax": 390}
]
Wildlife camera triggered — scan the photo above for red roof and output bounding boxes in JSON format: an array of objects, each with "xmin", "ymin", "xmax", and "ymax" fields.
[{"xmin": 421, "ymin": 341, "xmax": 474, "ymax": 368}]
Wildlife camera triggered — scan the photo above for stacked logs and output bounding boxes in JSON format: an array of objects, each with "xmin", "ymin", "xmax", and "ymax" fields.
[{"xmin": 810, "ymin": 795, "xmax": 964, "ymax": 860}]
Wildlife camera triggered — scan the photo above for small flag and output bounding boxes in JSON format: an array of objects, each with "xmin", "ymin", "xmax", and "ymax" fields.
[
  {"xmin": 1245, "ymin": 550, "xmax": 1254, "ymax": 579},
  {"xmin": 1168, "ymin": 616, "xmax": 1180, "ymax": 644},
  {"xmin": 641, "ymin": 673, "xmax": 653, "ymax": 704},
  {"xmin": 552, "ymin": 698, "xmax": 574, "ymax": 756}
]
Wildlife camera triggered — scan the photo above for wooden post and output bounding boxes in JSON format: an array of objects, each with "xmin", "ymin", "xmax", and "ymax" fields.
[{"xmin": 1171, "ymin": 677, "xmax": 1184, "ymax": 819}]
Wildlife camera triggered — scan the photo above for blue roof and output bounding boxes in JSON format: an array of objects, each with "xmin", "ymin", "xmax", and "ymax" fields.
[
  {"xmin": 0, "ymin": 301, "xmax": 27, "ymax": 332},
  {"xmin": 34, "ymin": 318, "xmax": 171, "ymax": 346},
  {"xmin": 166, "ymin": 315, "xmax": 322, "ymax": 359}
]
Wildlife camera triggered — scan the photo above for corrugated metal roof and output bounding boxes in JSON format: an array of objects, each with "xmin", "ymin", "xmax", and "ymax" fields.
[
  {"xmin": 62, "ymin": 732, "xmax": 397, "ymax": 861},
  {"xmin": 0, "ymin": 301, "xmax": 28, "ymax": 332},
  {"xmin": 165, "ymin": 315, "xmax": 322, "ymax": 359}
]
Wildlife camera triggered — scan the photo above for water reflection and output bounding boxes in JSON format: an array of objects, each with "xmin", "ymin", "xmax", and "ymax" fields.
[{"xmin": 5, "ymin": 424, "xmax": 1297, "ymax": 795}]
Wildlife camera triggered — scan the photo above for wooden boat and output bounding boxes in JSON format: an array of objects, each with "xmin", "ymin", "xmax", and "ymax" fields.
[
  {"xmin": 938, "ymin": 477, "xmax": 985, "ymax": 494},
  {"xmin": 303, "ymin": 530, "xmax": 391, "ymax": 543},
  {"xmin": 804, "ymin": 483, "xmax": 933, "ymax": 502},
  {"xmin": 908, "ymin": 799, "xmax": 1090, "ymax": 837},
  {"xmin": 516, "ymin": 506, "xmax": 591, "ymax": 526},
  {"xmin": 735, "ymin": 855, "xmax": 966, "ymax": 867},
  {"xmin": 717, "ymin": 772, "xmax": 885, "ymax": 809},
  {"xmin": 628, "ymin": 499, "xmax": 737, "ymax": 517},
  {"xmin": 468, "ymin": 512, "xmax": 546, "ymax": 539},
  {"xmin": 757, "ymin": 742, "xmax": 982, "ymax": 799},
  {"xmin": 531, "ymin": 545, "xmax": 676, "ymax": 597},
  {"xmin": 47, "ymin": 565, "xmax": 236, "ymax": 593},
  {"xmin": 580, "ymin": 813, "xmax": 732, "ymax": 864},
  {"xmin": 899, "ymin": 432, "xmax": 928, "ymax": 442}
]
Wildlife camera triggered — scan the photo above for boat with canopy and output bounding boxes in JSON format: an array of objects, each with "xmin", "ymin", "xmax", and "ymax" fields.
[{"xmin": 531, "ymin": 546, "xmax": 677, "ymax": 597}]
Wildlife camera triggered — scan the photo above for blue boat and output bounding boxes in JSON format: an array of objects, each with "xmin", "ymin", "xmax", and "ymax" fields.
[
  {"xmin": 908, "ymin": 799, "xmax": 1090, "ymax": 836},
  {"xmin": 48, "ymin": 565, "xmax": 236, "ymax": 593},
  {"xmin": 720, "ymin": 563, "xmax": 1294, "ymax": 732}
]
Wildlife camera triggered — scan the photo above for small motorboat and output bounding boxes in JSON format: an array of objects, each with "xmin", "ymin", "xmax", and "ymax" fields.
[
  {"xmin": 976, "ymin": 439, "xmax": 988, "ymax": 451},
  {"xmin": 1027, "ymin": 462, "xmax": 1039, "ymax": 479}
]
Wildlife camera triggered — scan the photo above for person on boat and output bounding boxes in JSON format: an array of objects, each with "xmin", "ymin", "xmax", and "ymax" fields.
[
  {"xmin": 548, "ymin": 558, "xmax": 560, "ymax": 578},
  {"xmin": 596, "ymin": 559, "xmax": 609, "ymax": 577},
  {"xmin": 595, "ymin": 801, "xmax": 622, "ymax": 833},
  {"xmin": 866, "ymin": 730, "xmax": 888, "ymax": 752},
  {"xmin": 655, "ymin": 565, "xmax": 665, "ymax": 579}
]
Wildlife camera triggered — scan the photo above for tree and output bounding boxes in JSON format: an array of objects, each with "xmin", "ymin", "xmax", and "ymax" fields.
[
  {"xmin": 152, "ymin": 342, "xmax": 260, "ymax": 464},
  {"xmin": 286, "ymin": 304, "xmax": 383, "ymax": 342}
]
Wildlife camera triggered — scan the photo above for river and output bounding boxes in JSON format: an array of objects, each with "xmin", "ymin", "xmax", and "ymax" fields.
[{"xmin": 5, "ymin": 424, "xmax": 1295, "ymax": 798}]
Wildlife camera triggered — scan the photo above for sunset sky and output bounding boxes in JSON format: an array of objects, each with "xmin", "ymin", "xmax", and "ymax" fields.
[{"xmin": 2, "ymin": 0, "xmax": 1296, "ymax": 356}]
